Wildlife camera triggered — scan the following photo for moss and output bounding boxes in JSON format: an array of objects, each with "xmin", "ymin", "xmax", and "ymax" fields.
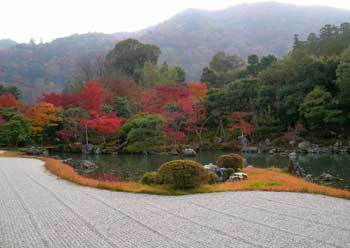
[{"xmin": 249, "ymin": 181, "xmax": 284, "ymax": 189}]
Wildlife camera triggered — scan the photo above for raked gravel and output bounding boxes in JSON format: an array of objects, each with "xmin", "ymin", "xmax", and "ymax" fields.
[{"xmin": 1, "ymin": 157, "xmax": 350, "ymax": 248}]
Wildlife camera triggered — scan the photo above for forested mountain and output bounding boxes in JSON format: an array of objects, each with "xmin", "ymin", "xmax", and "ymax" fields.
[
  {"xmin": 1, "ymin": 2, "xmax": 350, "ymax": 101},
  {"xmin": 0, "ymin": 39, "xmax": 17, "ymax": 49}
]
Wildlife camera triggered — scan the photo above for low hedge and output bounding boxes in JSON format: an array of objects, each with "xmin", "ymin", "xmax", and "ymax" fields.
[
  {"xmin": 202, "ymin": 171, "xmax": 219, "ymax": 185},
  {"xmin": 140, "ymin": 172, "xmax": 163, "ymax": 185},
  {"xmin": 217, "ymin": 153, "xmax": 244, "ymax": 171},
  {"xmin": 159, "ymin": 160, "xmax": 205, "ymax": 189}
]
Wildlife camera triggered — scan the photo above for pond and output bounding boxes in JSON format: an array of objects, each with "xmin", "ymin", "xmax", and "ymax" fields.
[{"xmin": 55, "ymin": 151, "xmax": 350, "ymax": 189}]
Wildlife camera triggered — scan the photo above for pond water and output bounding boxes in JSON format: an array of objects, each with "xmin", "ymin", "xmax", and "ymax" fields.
[{"xmin": 56, "ymin": 151, "xmax": 350, "ymax": 189}]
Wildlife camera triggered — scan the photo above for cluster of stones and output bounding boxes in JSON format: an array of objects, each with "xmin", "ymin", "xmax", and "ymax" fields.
[
  {"xmin": 203, "ymin": 163, "xmax": 248, "ymax": 182},
  {"xmin": 239, "ymin": 139, "xmax": 350, "ymax": 155}
]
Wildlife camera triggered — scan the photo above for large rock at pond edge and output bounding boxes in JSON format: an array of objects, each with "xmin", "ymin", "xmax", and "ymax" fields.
[
  {"xmin": 25, "ymin": 147, "xmax": 49, "ymax": 156},
  {"xmin": 315, "ymin": 173, "xmax": 340, "ymax": 183},
  {"xmin": 216, "ymin": 168, "xmax": 230, "ymax": 182},
  {"xmin": 80, "ymin": 160, "xmax": 98, "ymax": 170},
  {"xmin": 182, "ymin": 148, "xmax": 197, "ymax": 157},
  {"xmin": 228, "ymin": 172, "xmax": 248, "ymax": 182},
  {"xmin": 298, "ymin": 141, "xmax": 311, "ymax": 150},
  {"xmin": 204, "ymin": 163, "xmax": 219, "ymax": 173},
  {"xmin": 204, "ymin": 164, "xmax": 230, "ymax": 182},
  {"xmin": 62, "ymin": 158, "xmax": 80, "ymax": 168}
]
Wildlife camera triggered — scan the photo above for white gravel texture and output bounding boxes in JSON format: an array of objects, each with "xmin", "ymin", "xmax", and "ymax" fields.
[{"xmin": 1, "ymin": 157, "xmax": 350, "ymax": 248}]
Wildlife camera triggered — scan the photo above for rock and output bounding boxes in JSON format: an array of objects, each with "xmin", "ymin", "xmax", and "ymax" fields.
[
  {"xmin": 213, "ymin": 137, "xmax": 223, "ymax": 144},
  {"xmin": 268, "ymin": 148, "xmax": 276, "ymax": 154},
  {"xmin": 80, "ymin": 160, "xmax": 97, "ymax": 170},
  {"xmin": 204, "ymin": 163, "xmax": 219, "ymax": 173},
  {"xmin": 305, "ymin": 174, "xmax": 313, "ymax": 182},
  {"xmin": 63, "ymin": 158, "xmax": 80, "ymax": 168},
  {"xmin": 246, "ymin": 165, "xmax": 254, "ymax": 168},
  {"xmin": 25, "ymin": 147, "xmax": 49, "ymax": 156},
  {"xmin": 264, "ymin": 138, "xmax": 271, "ymax": 146},
  {"xmin": 217, "ymin": 168, "xmax": 229, "ymax": 182},
  {"xmin": 94, "ymin": 147, "xmax": 101, "ymax": 154},
  {"xmin": 288, "ymin": 152, "xmax": 297, "ymax": 158},
  {"xmin": 82, "ymin": 144, "xmax": 94, "ymax": 154},
  {"xmin": 298, "ymin": 141, "xmax": 311, "ymax": 150},
  {"xmin": 315, "ymin": 173, "xmax": 340, "ymax": 183},
  {"xmin": 228, "ymin": 172, "xmax": 248, "ymax": 181},
  {"xmin": 238, "ymin": 134, "xmax": 249, "ymax": 147},
  {"xmin": 204, "ymin": 163, "xmax": 230, "ymax": 182},
  {"xmin": 289, "ymin": 140, "xmax": 296, "ymax": 147},
  {"xmin": 241, "ymin": 147, "xmax": 258, "ymax": 153},
  {"xmin": 170, "ymin": 148, "xmax": 179, "ymax": 156},
  {"xmin": 182, "ymin": 148, "xmax": 196, "ymax": 157}
]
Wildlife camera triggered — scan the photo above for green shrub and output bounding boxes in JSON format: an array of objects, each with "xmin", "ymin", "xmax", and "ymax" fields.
[
  {"xmin": 202, "ymin": 171, "xmax": 219, "ymax": 184},
  {"xmin": 227, "ymin": 168, "xmax": 235, "ymax": 176},
  {"xmin": 140, "ymin": 172, "xmax": 163, "ymax": 185},
  {"xmin": 159, "ymin": 160, "xmax": 205, "ymax": 189},
  {"xmin": 217, "ymin": 153, "xmax": 244, "ymax": 171}
]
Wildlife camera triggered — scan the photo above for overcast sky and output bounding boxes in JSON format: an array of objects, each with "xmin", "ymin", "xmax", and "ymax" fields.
[{"xmin": 1, "ymin": 0, "xmax": 350, "ymax": 43}]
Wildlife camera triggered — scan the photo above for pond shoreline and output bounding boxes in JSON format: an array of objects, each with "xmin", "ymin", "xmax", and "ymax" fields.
[{"xmin": 2, "ymin": 150, "xmax": 349, "ymax": 199}]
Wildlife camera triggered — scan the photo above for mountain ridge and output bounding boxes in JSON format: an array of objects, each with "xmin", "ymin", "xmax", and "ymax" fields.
[{"xmin": 1, "ymin": 2, "xmax": 350, "ymax": 101}]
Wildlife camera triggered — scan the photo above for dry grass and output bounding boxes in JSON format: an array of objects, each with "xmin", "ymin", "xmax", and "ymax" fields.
[
  {"xmin": 212, "ymin": 167, "xmax": 350, "ymax": 199},
  {"xmin": 1, "ymin": 151, "xmax": 350, "ymax": 199}
]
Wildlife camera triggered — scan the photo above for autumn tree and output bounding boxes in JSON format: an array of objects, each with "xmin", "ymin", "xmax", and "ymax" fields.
[
  {"xmin": 0, "ymin": 94, "xmax": 17, "ymax": 108},
  {"xmin": 82, "ymin": 114, "xmax": 122, "ymax": 143},
  {"xmin": 80, "ymin": 80, "xmax": 105, "ymax": 114},
  {"xmin": 59, "ymin": 107, "xmax": 90, "ymax": 143},
  {"xmin": 231, "ymin": 112, "xmax": 254, "ymax": 136},
  {"xmin": 30, "ymin": 102, "xmax": 62, "ymax": 145}
]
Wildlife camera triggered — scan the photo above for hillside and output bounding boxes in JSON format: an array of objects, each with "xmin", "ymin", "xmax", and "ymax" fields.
[
  {"xmin": 141, "ymin": 2, "xmax": 350, "ymax": 79},
  {"xmin": 1, "ymin": 2, "xmax": 350, "ymax": 101},
  {"xmin": 0, "ymin": 39, "xmax": 17, "ymax": 49}
]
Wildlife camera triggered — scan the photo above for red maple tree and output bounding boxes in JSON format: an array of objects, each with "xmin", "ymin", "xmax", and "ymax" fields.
[
  {"xmin": 80, "ymin": 81, "xmax": 105, "ymax": 114},
  {"xmin": 0, "ymin": 94, "xmax": 17, "ymax": 108},
  {"xmin": 231, "ymin": 112, "xmax": 254, "ymax": 136}
]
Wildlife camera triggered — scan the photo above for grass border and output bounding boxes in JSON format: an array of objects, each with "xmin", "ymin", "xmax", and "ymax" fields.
[{"xmin": 1, "ymin": 150, "xmax": 350, "ymax": 199}]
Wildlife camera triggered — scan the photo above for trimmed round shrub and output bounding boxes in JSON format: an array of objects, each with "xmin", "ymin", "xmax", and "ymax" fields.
[
  {"xmin": 202, "ymin": 171, "xmax": 219, "ymax": 185},
  {"xmin": 140, "ymin": 172, "xmax": 163, "ymax": 185},
  {"xmin": 159, "ymin": 160, "xmax": 205, "ymax": 189},
  {"xmin": 217, "ymin": 153, "xmax": 244, "ymax": 171}
]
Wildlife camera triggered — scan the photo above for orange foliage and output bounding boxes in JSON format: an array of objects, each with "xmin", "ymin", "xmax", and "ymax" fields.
[
  {"xmin": 188, "ymin": 82, "xmax": 208, "ymax": 100},
  {"xmin": 29, "ymin": 102, "xmax": 62, "ymax": 133}
]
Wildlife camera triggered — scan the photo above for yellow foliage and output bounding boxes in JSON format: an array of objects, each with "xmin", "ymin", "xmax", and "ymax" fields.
[{"xmin": 30, "ymin": 102, "xmax": 62, "ymax": 133}]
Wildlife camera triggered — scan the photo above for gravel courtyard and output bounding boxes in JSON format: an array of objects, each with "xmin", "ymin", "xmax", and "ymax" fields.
[{"xmin": 1, "ymin": 157, "xmax": 350, "ymax": 248}]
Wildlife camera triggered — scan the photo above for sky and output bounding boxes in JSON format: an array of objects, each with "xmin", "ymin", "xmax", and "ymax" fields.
[{"xmin": 1, "ymin": 0, "xmax": 350, "ymax": 43}]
